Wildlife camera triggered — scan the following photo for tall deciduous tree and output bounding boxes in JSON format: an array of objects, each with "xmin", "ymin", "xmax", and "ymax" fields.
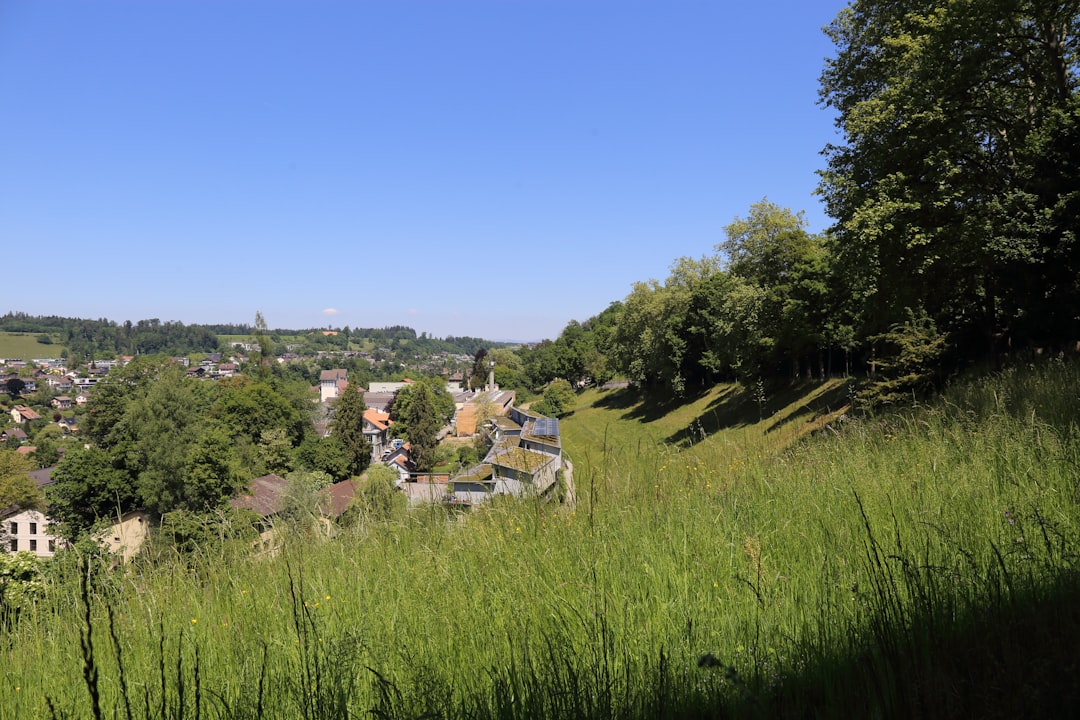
[
  {"xmin": 819, "ymin": 0, "xmax": 1080, "ymax": 355},
  {"xmin": 329, "ymin": 382, "xmax": 371, "ymax": 478},
  {"xmin": 46, "ymin": 447, "xmax": 136, "ymax": 537}
]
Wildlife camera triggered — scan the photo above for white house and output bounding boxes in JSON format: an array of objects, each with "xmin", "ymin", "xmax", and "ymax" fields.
[{"xmin": 3, "ymin": 509, "xmax": 63, "ymax": 557}]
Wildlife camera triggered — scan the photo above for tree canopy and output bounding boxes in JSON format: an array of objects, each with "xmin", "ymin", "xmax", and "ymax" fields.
[{"xmin": 819, "ymin": 0, "xmax": 1080, "ymax": 352}]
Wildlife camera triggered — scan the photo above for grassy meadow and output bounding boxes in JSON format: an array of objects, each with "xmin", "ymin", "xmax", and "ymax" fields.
[
  {"xmin": 0, "ymin": 332, "xmax": 62, "ymax": 361},
  {"xmin": 3, "ymin": 363, "xmax": 1079, "ymax": 718}
]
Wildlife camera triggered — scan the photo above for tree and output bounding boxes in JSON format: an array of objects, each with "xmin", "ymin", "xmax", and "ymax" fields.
[
  {"xmin": 388, "ymin": 377, "xmax": 455, "ymax": 434},
  {"xmin": 534, "ymin": 379, "xmax": 576, "ymax": 418},
  {"xmin": 121, "ymin": 367, "xmax": 205, "ymax": 515},
  {"xmin": 329, "ymin": 382, "xmax": 371, "ymax": 478},
  {"xmin": 46, "ymin": 447, "xmax": 136, "ymax": 537},
  {"xmin": 720, "ymin": 200, "xmax": 832, "ymax": 377},
  {"xmin": 0, "ymin": 451, "xmax": 41, "ymax": 512},
  {"xmin": 4, "ymin": 377, "xmax": 25, "ymax": 398},
  {"xmin": 819, "ymin": 0, "xmax": 1080, "ymax": 357},
  {"xmin": 394, "ymin": 383, "xmax": 439, "ymax": 472}
]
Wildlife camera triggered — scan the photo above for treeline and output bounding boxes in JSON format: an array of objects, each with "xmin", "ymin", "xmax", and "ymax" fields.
[
  {"xmin": 1, "ymin": 313, "xmax": 503, "ymax": 362},
  {"xmin": 521, "ymin": 0, "xmax": 1080, "ymax": 402}
]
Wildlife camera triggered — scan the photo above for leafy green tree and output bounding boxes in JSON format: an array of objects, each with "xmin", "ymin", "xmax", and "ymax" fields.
[
  {"xmin": 329, "ymin": 382, "xmax": 371, "ymax": 478},
  {"xmin": 388, "ymin": 378, "xmax": 455, "ymax": 436},
  {"xmin": 218, "ymin": 380, "xmax": 304, "ymax": 445},
  {"xmin": 296, "ymin": 435, "xmax": 351, "ymax": 482},
  {"xmin": 0, "ymin": 552, "xmax": 44, "ymax": 626},
  {"xmin": 720, "ymin": 200, "xmax": 832, "ymax": 377},
  {"xmin": 46, "ymin": 447, "xmax": 136, "ymax": 537},
  {"xmin": 819, "ymin": 0, "xmax": 1080, "ymax": 356},
  {"xmin": 534, "ymin": 378, "xmax": 576, "ymax": 418},
  {"xmin": 0, "ymin": 451, "xmax": 41, "ymax": 512},
  {"xmin": 183, "ymin": 425, "xmax": 246, "ymax": 511},
  {"xmin": 30, "ymin": 440, "xmax": 60, "ymax": 469},
  {"xmin": 121, "ymin": 366, "xmax": 205, "ymax": 515},
  {"xmin": 258, "ymin": 428, "xmax": 295, "ymax": 476}
]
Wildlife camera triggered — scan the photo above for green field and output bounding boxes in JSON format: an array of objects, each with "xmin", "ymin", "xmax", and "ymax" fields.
[
  {"xmin": 3, "ymin": 363, "xmax": 1078, "ymax": 718},
  {"xmin": 0, "ymin": 332, "xmax": 63, "ymax": 361}
]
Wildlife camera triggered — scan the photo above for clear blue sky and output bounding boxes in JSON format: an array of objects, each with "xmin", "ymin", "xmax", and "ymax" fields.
[{"xmin": 1, "ymin": 1, "xmax": 845, "ymax": 342}]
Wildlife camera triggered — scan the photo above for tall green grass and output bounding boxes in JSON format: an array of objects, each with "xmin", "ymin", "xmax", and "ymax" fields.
[{"xmin": 2, "ymin": 363, "xmax": 1078, "ymax": 718}]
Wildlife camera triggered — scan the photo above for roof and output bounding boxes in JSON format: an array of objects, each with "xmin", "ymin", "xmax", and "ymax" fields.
[
  {"xmin": 363, "ymin": 408, "xmax": 391, "ymax": 431},
  {"xmin": 487, "ymin": 445, "xmax": 556, "ymax": 474},
  {"xmin": 453, "ymin": 464, "xmax": 494, "ymax": 483},
  {"xmin": 320, "ymin": 369, "xmax": 347, "ymax": 382},
  {"xmin": 230, "ymin": 474, "xmax": 288, "ymax": 517},
  {"xmin": 319, "ymin": 480, "xmax": 358, "ymax": 517},
  {"xmin": 522, "ymin": 417, "xmax": 561, "ymax": 445},
  {"xmin": 29, "ymin": 467, "xmax": 54, "ymax": 488},
  {"xmin": 13, "ymin": 405, "xmax": 41, "ymax": 420}
]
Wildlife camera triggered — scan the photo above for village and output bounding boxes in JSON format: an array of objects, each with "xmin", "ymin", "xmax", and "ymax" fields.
[{"xmin": 2, "ymin": 350, "xmax": 567, "ymax": 563}]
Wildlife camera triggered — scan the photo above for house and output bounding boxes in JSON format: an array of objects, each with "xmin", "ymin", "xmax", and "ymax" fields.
[
  {"xmin": 3, "ymin": 509, "xmax": 63, "ymax": 557},
  {"xmin": 51, "ymin": 396, "xmax": 73, "ymax": 410},
  {"xmin": 363, "ymin": 408, "xmax": 392, "ymax": 459},
  {"xmin": 1, "ymin": 428, "xmax": 28, "ymax": 443},
  {"xmin": 96, "ymin": 510, "xmax": 152, "ymax": 563},
  {"xmin": 10, "ymin": 405, "xmax": 41, "ymax": 424},
  {"xmin": 444, "ymin": 408, "xmax": 563, "ymax": 507},
  {"xmin": 455, "ymin": 390, "xmax": 516, "ymax": 436},
  {"xmin": 47, "ymin": 376, "xmax": 74, "ymax": 392},
  {"xmin": 320, "ymin": 369, "xmax": 348, "ymax": 403},
  {"xmin": 363, "ymin": 391, "xmax": 397, "ymax": 413}
]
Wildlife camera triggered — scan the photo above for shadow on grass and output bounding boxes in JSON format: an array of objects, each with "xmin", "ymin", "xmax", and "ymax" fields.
[
  {"xmin": 593, "ymin": 383, "xmax": 715, "ymax": 424},
  {"xmin": 663, "ymin": 380, "xmax": 852, "ymax": 447}
]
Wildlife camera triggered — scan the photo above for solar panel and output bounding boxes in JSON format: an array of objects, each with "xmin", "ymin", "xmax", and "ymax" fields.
[{"xmin": 532, "ymin": 417, "xmax": 559, "ymax": 437}]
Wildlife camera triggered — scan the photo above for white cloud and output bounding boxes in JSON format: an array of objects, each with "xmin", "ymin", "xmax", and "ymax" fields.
[{"xmin": 322, "ymin": 308, "xmax": 340, "ymax": 316}]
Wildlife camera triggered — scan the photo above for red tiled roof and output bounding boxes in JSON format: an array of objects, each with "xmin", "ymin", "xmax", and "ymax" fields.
[{"xmin": 363, "ymin": 408, "xmax": 391, "ymax": 431}]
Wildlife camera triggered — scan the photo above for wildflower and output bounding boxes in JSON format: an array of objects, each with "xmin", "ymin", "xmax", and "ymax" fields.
[
  {"xmin": 191, "ymin": 618, "xmax": 198, "ymax": 625},
  {"xmin": 325, "ymin": 594, "xmax": 331, "ymax": 601},
  {"xmin": 241, "ymin": 589, "xmax": 248, "ymax": 595}
]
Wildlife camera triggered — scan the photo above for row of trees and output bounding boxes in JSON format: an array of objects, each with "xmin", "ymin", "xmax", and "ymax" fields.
[{"xmin": 514, "ymin": 0, "xmax": 1079, "ymax": 401}]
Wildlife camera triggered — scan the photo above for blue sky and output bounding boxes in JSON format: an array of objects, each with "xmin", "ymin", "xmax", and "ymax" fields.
[{"xmin": 1, "ymin": 1, "xmax": 845, "ymax": 342}]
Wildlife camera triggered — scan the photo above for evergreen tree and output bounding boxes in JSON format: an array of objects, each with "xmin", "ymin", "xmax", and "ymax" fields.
[
  {"xmin": 329, "ymin": 382, "xmax": 371, "ymax": 478},
  {"xmin": 400, "ymin": 384, "xmax": 439, "ymax": 472}
]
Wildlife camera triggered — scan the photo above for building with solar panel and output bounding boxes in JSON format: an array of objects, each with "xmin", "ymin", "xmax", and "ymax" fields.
[{"xmin": 444, "ymin": 406, "xmax": 564, "ymax": 508}]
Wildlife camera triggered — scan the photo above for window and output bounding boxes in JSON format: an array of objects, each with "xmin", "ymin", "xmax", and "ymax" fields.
[
  {"xmin": 48, "ymin": 539, "xmax": 56, "ymax": 553},
  {"xmin": 29, "ymin": 522, "xmax": 37, "ymax": 535},
  {"xmin": 29, "ymin": 539, "xmax": 37, "ymax": 552},
  {"xmin": 8, "ymin": 539, "xmax": 16, "ymax": 552},
  {"xmin": 8, "ymin": 522, "xmax": 16, "ymax": 535}
]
